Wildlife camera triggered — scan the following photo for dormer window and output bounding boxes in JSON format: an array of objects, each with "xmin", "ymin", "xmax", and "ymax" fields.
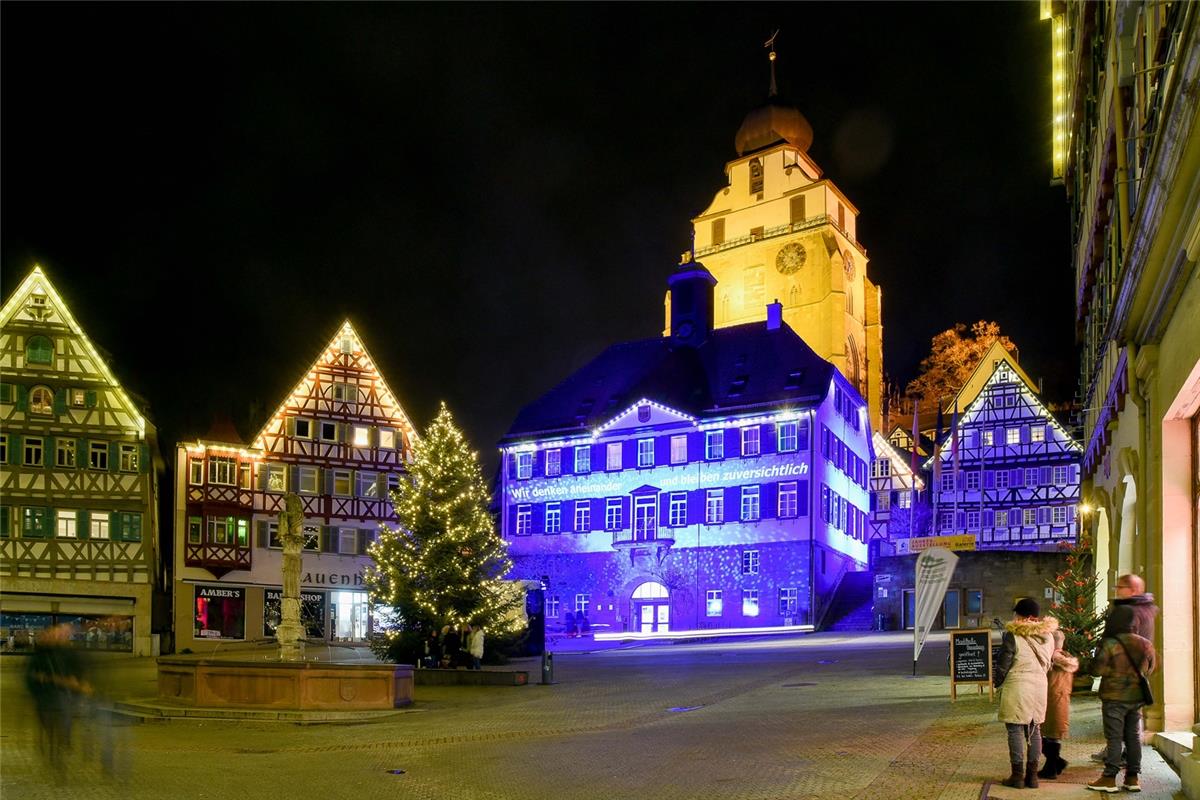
[{"xmin": 26, "ymin": 335, "xmax": 53, "ymax": 365}]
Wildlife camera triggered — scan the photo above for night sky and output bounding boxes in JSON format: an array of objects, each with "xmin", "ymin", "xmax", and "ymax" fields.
[{"xmin": 2, "ymin": 3, "xmax": 1072, "ymax": 471}]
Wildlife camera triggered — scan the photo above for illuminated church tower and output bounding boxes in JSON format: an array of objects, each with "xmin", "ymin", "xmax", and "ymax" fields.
[{"xmin": 669, "ymin": 44, "xmax": 884, "ymax": 432}]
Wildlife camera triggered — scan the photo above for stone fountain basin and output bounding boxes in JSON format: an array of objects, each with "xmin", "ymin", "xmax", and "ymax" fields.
[{"xmin": 158, "ymin": 657, "xmax": 414, "ymax": 710}]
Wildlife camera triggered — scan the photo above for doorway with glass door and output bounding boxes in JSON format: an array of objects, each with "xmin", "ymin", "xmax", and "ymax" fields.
[{"xmin": 631, "ymin": 581, "xmax": 669, "ymax": 633}]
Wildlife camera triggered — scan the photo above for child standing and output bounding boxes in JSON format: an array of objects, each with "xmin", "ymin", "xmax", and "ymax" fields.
[
  {"xmin": 1038, "ymin": 626, "xmax": 1080, "ymax": 779},
  {"xmin": 993, "ymin": 597, "xmax": 1057, "ymax": 789}
]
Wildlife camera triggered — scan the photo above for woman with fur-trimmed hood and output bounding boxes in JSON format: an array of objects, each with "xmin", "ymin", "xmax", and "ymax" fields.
[{"xmin": 993, "ymin": 597, "xmax": 1058, "ymax": 789}]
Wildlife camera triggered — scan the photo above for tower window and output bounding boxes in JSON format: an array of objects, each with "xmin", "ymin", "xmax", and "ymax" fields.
[
  {"xmin": 790, "ymin": 194, "xmax": 806, "ymax": 224},
  {"xmin": 711, "ymin": 218, "xmax": 725, "ymax": 246},
  {"xmin": 749, "ymin": 159, "xmax": 764, "ymax": 195}
]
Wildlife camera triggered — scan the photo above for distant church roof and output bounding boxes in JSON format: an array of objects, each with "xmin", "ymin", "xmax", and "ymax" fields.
[{"xmin": 503, "ymin": 321, "xmax": 834, "ymax": 441}]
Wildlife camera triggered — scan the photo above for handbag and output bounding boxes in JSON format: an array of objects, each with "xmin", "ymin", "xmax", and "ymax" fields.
[{"xmin": 1114, "ymin": 636, "xmax": 1155, "ymax": 705}]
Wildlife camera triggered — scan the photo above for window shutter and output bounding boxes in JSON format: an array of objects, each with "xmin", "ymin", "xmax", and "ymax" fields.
[
  {"xmin": 358, "ymin": 530, "xmax": 372, "ymax": 554},
  {"xmin": 45, "ymin": 436, "xmax": 56, "ymax": 462},
  {"xmin": 109, "ymin": 442, "xmax": 120, "ymax": 471},
  {"xmin": 75, "ymin": 439, "xmax": 85, "ymax": 469},
  {"xmin": 0, "ymin": 382, "xmax": 11, "ymax": 403},
  {"xmin": 289, "ymin": 467, "xmax": 299, "ymax": 493},
  {"xmin": 984, "ymin": 470, "xmax": 995, "ymax": 489},
  {"xmin": 53, "ymin": 389, "xmax": 67, "ymax": 415},
  {"xmin": 321, "ymin": 525, "xmax": 337, "ymax": 553},
  {"xmin": 1071, "ymin": 464, "xmax": 1079, "ymax": 483},
  {"xmin": 982, "ymin": 509, "xmax": 994, "ymax": 527},
  {"xmin": 77, "ymin": 510, "xmax": 90, "ymax": 539},
  {"xmin": 798, "ymin": 480, "xmax": 809, "ymax": 517},
  {"xmin": 255, "ymin": 520, "xmax": 268, "ymax": 548},
  {"xmin": 16, "ymin": 385, "xmax": 28, "ymax": 411},
  {"xmin": 955, "ymin": 510, "xmax": 965, "ymax": 530},
  {"xmin": 286, "ymin": 418, "xmax": 296, "ymax": 437},
  {"xmin": 1039, "ymin": 467, "xmax": 1051, "ymax": 486},
  {"xmin": 1066, "ymin": 505, "xmax": 1076, "ymax": 523},
  {"xmin": 323, "ymin": 468, "xmax": 334, "ymax": 495},
  {"xmin": 140, "ymin": 444, "xmax": 150, "ymax": 473},
  {"xmin": 8, "ymin": 436, "xmax": 18, "ymax": 465},
  {"xmin": 1010, "ymin": 468, "xmax": 1023, "ymax": 487},
  {"xmin": 85, "ymin": 390, "xmax": 97, "ymax": 408}
]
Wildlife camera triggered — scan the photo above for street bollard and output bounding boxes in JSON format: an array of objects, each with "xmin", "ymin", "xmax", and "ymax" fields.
[{"xmin": 540, "ymin": 651, "xmax": 555, "ymax": 685}]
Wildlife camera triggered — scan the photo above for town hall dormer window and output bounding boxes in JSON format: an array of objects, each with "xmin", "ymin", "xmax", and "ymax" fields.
[
  {"xmin": 29, "ymin": 385, "xmax": 53, "ymax": 415},
  {"xmin": 749, "ymin": 158, "xmax": 764, "ymax": 195},
  {"xmin": 25, "ymin": 335, "xmax": 53, "ymax": 365}
]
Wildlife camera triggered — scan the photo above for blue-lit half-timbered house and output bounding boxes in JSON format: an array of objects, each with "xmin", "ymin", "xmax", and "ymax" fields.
[
  {"xmin": 498, "ymin": 258, "xmax": 874, "ymax": 637},
  {"xmin": 928, "ymin": 360, "xmax": 1082, "ymax": 550}
]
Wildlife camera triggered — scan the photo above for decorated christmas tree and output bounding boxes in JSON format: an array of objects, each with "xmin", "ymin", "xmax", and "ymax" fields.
[
  {"xmin": 1047, "ymin": 533, "xmax": 1105, "ymax": 663},
  {"xmin": 366, "ymin": 402, "xmax": 524, "ymax": 661}
]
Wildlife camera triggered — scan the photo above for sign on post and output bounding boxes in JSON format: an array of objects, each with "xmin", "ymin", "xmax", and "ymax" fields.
[
  {"xmin": 949, "ymin": 628, "xmax": 994, "ymax": 701},
  {"xmin": 913, "ymin": 547, "xmax": 958, "ymax": 674}
]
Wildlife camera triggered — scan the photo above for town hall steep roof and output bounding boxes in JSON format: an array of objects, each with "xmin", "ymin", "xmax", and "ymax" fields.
[{"xmin": 503, "ymin": 321, "xmax": 835, "ymax": 443}]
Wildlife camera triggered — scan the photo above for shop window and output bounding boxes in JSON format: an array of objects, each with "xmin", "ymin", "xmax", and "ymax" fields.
[
  {"xmin": 264, "ymin": 589, "xmax": 326, "ymax": 638},
  {"xmin": 194, "ymin": 586, "xmax": 245, "ymax": 640},
  {"xmin": 331, "ymin": 591, "xmax": 369, "ymax": 641}
]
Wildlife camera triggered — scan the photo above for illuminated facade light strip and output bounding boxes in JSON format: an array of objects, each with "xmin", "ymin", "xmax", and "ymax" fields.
[
  {"xmin": 594, "ymin": 624, "xmax": 815, "ymax": 642},
  {"xmin": 696, "ymin": 408, "xmax": 811, "ymax": 431},
  {"xmin": 591, "ymin": 398, "xmax": 698, "ymax": 437},
  {"xmin": 1050, "ymin": 13, "xmax": 1069, "ymax": 180}
]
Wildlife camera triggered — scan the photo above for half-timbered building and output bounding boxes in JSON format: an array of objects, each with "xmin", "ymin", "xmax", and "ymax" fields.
[
  {"xmin": 1, "ymin": 267, "xmax": 162, "ymax": 655},
  {"xmin": 928, "ymin": 359, "xmax": 1082, "ymax": 550},
  {"xmin": 173, "ymin": 321, "xmax": 417, "ymax": 653},
  {"xmin": 867, "ymin": 431, "xmax": 927, "ymax": 545}
]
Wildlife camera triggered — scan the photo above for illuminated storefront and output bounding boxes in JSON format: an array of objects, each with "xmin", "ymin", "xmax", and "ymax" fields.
[{"xmin": 500, "ymin": 259, "xmax": 873, "ymax": 636}]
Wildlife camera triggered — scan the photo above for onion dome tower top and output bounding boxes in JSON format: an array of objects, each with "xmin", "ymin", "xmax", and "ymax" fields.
[{"xmin": 734, "ymin": 31, "xmax": 814, "ymax": 157}]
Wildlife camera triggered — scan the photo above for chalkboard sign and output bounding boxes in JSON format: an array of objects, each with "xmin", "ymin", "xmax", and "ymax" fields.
[{"xmin": 949, "ymin": 628, "xmax": 995, "ymax": 701}]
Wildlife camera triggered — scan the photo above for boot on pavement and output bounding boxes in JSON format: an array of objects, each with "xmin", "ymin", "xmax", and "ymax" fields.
[
  {"xmin": 1123, "ymin": 774, "xmax": 1140, "ymax": 792},
  {"xmin": 1001, "ymin": 763, "xmax": 1025, "ymax": 788},
  {"xmin": 1024, "ymin": 762, "xmax": 1039, "ymax": 789},
  {"xmin": 1038, "ymin": 740, "xmax": 1067, "ymax": 779},
  {"xmin": 1086, "ymin": 774, "xmax": 1120, "ymax": 793}
]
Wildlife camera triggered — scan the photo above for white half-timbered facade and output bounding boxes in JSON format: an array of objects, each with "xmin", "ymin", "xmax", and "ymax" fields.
[
  {"xmin": 868, "ymin": 431, "xmax": 926, "ymax": 543},
  {"xmin": 928, "ymin": 361, "xmax": 1082, "ymax": 550},
  {"xmin": 173, "ymin": 321, "xmax": 417, "ymax": 652},
  {"xmin": 0, "ymin": 267, "xmax": 161, "ymax": 655}
]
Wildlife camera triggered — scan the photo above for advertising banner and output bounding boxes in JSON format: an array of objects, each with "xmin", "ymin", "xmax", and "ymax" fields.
[
  {"xmin": 895, "ymin": 534, "xmax": 976, "ymax": 555},
  {"xmin": 912, "ymin": 546, "xmax": 958, "ymax": 670}
]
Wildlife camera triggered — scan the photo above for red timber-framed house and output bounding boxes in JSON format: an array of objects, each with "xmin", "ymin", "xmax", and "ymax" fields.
[
  {"xmin": 172, "ymin": 321, "xmax": 416, "ymax": 653},
  {"xmin": 1, "ymin": 267, "xmax": 163, "ymax": 656}
]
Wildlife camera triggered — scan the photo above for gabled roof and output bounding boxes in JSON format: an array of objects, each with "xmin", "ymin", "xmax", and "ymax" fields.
[
  {"xmin": 251, "ymin": 320, "xmax": 418, "ymax": 447},
  {"xmin": 872, "ymin": 431, "xmax": 926, "ymax": 490},
  {"xmin": 942, "ymin": 340, "xmax": 1033, "ymax": 417},
  {"xmin": 1, "ymin": 265, "xmax": 147, "ymax": 435},
  {"xmin": 924, "ymin": 358, "xmax": 1082, "ymax": 469},
  {"xmin": 503, "ymin": 320, "xmax": 834, "ymax": 442}
]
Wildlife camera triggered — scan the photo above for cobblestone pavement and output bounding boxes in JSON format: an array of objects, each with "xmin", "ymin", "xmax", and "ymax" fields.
[{"xmin": 0, "ymin": 633, "xmax": 1183, "ymax": 799}]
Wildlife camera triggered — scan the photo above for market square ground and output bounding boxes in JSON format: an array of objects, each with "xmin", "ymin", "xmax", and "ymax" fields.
[{"xmin": 0, "ymin": 632, "xmax": 1183, "ymax": 799}]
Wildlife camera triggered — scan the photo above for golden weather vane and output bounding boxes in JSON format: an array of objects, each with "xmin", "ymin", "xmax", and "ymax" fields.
[{"xmin": 764, "ymin": 30, "xmax": 780, "ymax": 96}]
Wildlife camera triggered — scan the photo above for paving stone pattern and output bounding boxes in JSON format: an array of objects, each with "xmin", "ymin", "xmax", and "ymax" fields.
[{"xmin": 0, "ymin": 633, "xmax": 1183, "ymax": 799}]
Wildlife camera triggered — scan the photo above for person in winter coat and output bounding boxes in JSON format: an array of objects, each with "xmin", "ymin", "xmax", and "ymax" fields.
[
  {"xmin": 992, "ymin": 597, "xmax": 1057, "ymax": 789},
  {"xmin": 1091, "ymin": 573, "xmax": 1160, "ymax": 766},
  {"xmin": 1038, "ymin": 626, "xmax": 1080, "ymax": 779},
  {"xmin": 1086, "ymin": 614, "xmax": 1157, "ymax": 793},
  {"xmin": 468, "ymin": 625, "xmax": 485, "ymax": 670}
]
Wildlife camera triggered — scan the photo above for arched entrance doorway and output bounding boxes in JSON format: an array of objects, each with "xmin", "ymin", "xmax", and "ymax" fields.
[
  {"xmin": 1118, "ymin": 474, "xmax": 1137, "ymax": 575},
  {"xmin": 631, "ymin": 581, "xmax": 670, "ymax": 634},
  {"xmin": 1094, "ymin": 506, "xmax": 1111, "ymax": 609}
]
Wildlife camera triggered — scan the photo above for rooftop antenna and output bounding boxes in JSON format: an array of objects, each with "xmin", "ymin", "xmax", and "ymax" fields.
[{"xmin": 764, "ymin": 29, "xmax": 780, "ymax": 97}]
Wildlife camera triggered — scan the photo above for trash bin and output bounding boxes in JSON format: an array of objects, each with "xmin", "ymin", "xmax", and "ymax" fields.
[{"xmin": 540, "ymin": 651, "xmax": 555, "ymax": 685}]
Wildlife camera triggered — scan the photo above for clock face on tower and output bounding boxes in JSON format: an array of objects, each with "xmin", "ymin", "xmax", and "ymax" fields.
[{"xmin": 775, "ymin": 242, "xmax": 807, "ymax": 274}]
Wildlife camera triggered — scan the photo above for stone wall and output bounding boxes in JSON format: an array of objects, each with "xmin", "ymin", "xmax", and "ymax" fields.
[{"xmin": 872, "ymin": 550, "xmax": 1070, "ymax": 631}]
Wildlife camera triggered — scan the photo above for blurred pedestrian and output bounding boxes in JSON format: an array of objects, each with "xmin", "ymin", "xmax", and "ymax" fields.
[
  {"xmin": 25, "ymin": 624, "xmax": 91, "ymax": 771},
  {"xmin": 1038, "ymin": 624, "xmax": 1079, "ymax": 779},
  {"xmin": 468, "ymin": 625, "xmax": 484, "ymax": 670},
  {"xmin": 1086, "ymin": 610, "xmax": 1156, "ymax": 793},
  {"xmin": 992, "ymin": 597, "xmax": 1056, "ymax": 789},
  {"xmin": 440, "ymin": 625, "xmax": 457, "ymax": 668}
]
